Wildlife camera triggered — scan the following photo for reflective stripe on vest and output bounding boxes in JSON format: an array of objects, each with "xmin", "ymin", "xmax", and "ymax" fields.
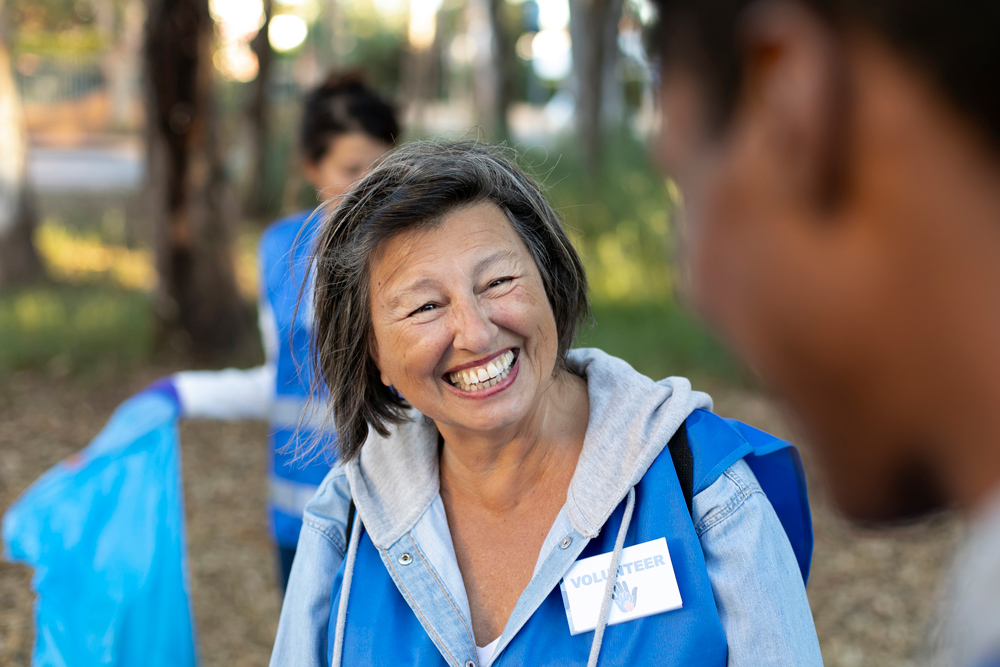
[
  {"xmin": 271, "ymin": 395, "xmax": 328, "ymax": 430},
  {"xmin": 269, "ymin": 476, "xmax": 321, "ymax": 518}
]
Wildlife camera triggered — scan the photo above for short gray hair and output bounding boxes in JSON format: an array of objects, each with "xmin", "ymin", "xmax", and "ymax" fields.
[{"xmin": 311, "ymin": 142, "xmax": 590, "ymax": 461}]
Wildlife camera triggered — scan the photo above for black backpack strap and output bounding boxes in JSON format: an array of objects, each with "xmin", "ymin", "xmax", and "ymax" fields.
[
  {"xmin": 344, "ymin": 498, "xmax": 357, "ymax": 546},
  {"xmin": 667, "ymin": 422, "xmax": 695, "ymax": 516}
]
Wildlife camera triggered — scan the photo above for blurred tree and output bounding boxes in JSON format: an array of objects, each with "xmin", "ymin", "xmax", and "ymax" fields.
[
  {"xmin": 0, "ymin": 0, "xmax": 45, "ymax": 287},
  {"xmin": 92, "ymin": 0, "xmax": 144, "ymax": 128},
  {"xmin": 470, "ymin": 0, "xmax": 510, "ymax": 141},
  {"xmin": 569, "ymin": 0, "xmax": 624, "ymax": 174},
  {"xmin": 244, "ymin": 0, "xmax": 274, "ymax": 219},
  {"xmin": 316, "ymin": 0, "xmax": 343, "ymax": 67},
  {"xmin": 401, "ymin": 1, "xmax": 441, "ymax": 133},
  {"xmin": 144, "ymin": 0, "xmax": 250, "ymax": 357},
  {"xmin": 7, "ymin": 0, "xmax": 83, "ymax": 32}
]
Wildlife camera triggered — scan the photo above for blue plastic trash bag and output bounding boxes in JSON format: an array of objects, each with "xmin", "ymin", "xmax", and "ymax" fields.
[{"xmin": 2, "ymin": 391, "xmax": 197, "ymax": 667}]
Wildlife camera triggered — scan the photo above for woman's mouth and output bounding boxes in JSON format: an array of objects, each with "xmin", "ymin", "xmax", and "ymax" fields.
[{"xmin": 446, "ymin": 349, "xmax": 517, "ymax": 392}]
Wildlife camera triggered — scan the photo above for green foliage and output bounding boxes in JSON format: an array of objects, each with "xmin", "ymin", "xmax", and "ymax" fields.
[
  {"xmin": 334, "ymin": 0, "xmax": 407, "ymax": 95},
  {"xmin": 577, "ymin": 300, "xmax": 747, "ymax": 386},
  {"xmin": 13, "ymin": 28, "xmax": 105, "ymax": 54},
  {"xmin": 0, "ymin": 283, "xmax": 743, "ymax": 385},
  {"xmin": 526, "ymin": 134, "xmax": 746, "ymax": 384},
  {"xmin": 525, "ymin": 132, "xmax": 677, "ymax": 303},
  {"xmin": 9, "ymin": 0, "xmax": 95, "ymax": 34},
  {"xmin": 0, "ymin": 285, "xmax": 152, "ymax": 377},
  {"xmin": 7, "ymin": 135, "xmax": 742, "ymax": 385},
  {"xmin": 9, "ymin": 0, "xmax": 117, "ymax": 54}
]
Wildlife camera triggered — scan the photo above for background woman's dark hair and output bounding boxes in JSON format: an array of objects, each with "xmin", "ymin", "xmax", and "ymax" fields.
[
  {"xmin": 651, "ymin": 0, "xmax": 1000, "ymax": 149},
  {"xmin": 300, "ymin": 70, "xmax": 400, "ymax": 165},
  {"xmin": 310, "ymin": 142, "xmax": 590, "ymax": 461}
]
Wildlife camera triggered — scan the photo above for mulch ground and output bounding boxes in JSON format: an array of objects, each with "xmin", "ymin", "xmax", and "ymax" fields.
[{"xmin": 0, "ymin": 369, "xmax": 962, "ymax": 666}]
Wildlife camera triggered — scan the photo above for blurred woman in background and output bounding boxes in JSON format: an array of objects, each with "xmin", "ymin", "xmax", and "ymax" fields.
[{"xmin": 156, "ymin": 71, "xmax": 399, "ymax": 591}]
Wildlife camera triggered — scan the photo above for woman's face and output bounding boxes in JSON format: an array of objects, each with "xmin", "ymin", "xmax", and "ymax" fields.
[
  {"xmin": 369, "ymin": 202, "xmax": 561, "ymax": 438},
  {"xmin": 305, "ymin": 132, "xmax": 390, "ymax": 199}
]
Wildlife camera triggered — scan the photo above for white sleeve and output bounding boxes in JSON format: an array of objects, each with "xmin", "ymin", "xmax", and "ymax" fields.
[{"xmin": 173, "ymin": 300, "xmax": 279, "ymax": 421}]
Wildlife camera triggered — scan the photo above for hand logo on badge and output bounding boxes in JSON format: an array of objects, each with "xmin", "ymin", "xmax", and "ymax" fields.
[{"xmin": 612, "ymin": 579, "xmax": 638, "ymax": 613}]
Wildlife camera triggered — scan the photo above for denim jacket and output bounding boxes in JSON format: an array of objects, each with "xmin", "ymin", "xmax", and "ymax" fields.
[{"xmin": 270, "ymin": 348, "xmax": 823, "ymax": 666}]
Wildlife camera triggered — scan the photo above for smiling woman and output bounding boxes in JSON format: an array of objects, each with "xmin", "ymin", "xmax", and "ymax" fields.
[
  {"xmin": 309, "ymin": 143, "xmax": 587, "ymax": 461},
  {"xmin": 272, "ymin": 143, "xmax": 824, "ymax": 667},
  {"xmin": 367, "ymin": 202, "xmax": 575, "ymax": 448}
]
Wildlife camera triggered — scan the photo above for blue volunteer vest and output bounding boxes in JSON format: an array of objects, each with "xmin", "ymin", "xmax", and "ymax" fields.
[
  {"xmin": 259, "ymin": 210, "xmax": 337, "ymax": 548},
  {"xmin": 327, "ymin": 409, "xmax": 812, "ymax": 665}
]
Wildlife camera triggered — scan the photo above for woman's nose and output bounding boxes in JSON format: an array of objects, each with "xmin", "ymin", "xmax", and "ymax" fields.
[{"xmin": 450, "ymin": 298, "xmax": 497, "ymax": 353}]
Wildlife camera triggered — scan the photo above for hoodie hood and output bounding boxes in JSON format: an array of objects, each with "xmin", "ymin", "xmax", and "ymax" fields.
[{"xmin": 344, "ymin": 347, "xmax": 713, "ymax": 549}]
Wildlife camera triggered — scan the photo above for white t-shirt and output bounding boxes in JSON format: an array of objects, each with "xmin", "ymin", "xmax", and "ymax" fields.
[
  {"xmin": 476, "ymin": 636, "xmax": 501, "ymax": 666},
  {"xmin": 937, "ymin": 486, "xmax": 1000, "ymax": 666},
  {"xmin": 173, "ymin": 301, "xmax": 279, "ymax": 420}
]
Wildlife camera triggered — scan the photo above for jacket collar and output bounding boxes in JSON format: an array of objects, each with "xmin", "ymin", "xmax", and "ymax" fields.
[{"xmin": 344, "ymin": 347, "xmax": 713, "ymax": 549}]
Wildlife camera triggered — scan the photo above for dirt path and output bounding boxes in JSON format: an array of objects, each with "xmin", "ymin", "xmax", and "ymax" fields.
[{"xmin": 0, "ymin": 371, "xmax": 962, "ymax": 666}]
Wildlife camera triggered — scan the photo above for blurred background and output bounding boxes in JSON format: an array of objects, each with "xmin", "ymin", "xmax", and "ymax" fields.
[{"xmin": 0, "ymin": 0, "xmax": 961, "ymax": 665}]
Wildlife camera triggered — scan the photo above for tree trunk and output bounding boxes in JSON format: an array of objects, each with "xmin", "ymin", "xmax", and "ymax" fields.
[
  {"xmin": 569, "ymin": 0, "xmax": 624, "ymax": 174},
  {"xmin": 244, "ymin": 0, "xmax": 274, "ymax": 219},
  {"xmin": 469, "ymin": 0, "xmax": 510, "ymax": 141},
  {"xmin": 96, "ymin": 0, "xmax": 144, "ymax": 129},
  {"xmin": 401, "ymin": 4, "xmax": 441, "ymax": 136},
  {"xmin": 317, "ymin": 0, "xmax": 344, "ymax": 67},
  {"xmin": 144, "ymin": 0, "xmax": 250, "ymax": 358},
  {"xmin": 0, "ymin": 0, "xmax": 44, "ymax": 287}
]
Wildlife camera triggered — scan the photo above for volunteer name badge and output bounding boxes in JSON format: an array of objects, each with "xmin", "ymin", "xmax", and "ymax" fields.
[{"xmin": 559, "ymin": 537, "xmax": 682, "ymax": 635}]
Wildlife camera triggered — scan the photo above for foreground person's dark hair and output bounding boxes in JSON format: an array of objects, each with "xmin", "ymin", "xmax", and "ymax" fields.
[
  {"xmin": 652, "ymin": 0, "xmax": 1000, "ymax": 148},
  {"xmin": 310, "ymin": 142, "xmax": 590, "ymax": 460}
]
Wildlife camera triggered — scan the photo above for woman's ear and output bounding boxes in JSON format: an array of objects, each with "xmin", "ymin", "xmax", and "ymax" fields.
[{"xmin": 368, "ymin": 337, "xmax": 392, "ymax": 387}]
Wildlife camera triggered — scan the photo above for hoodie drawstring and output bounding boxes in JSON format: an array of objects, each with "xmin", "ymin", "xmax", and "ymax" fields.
[
  {"xmin": 587, "ymin": 486, "xmax": 636, "ymax": 667},
  {"xmin": 332, "ymin": 506, "xmax": 363, "ymax": 667}
]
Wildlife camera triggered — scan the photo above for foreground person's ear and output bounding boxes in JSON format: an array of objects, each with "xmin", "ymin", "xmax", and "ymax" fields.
[
  {"xmin": 368, "ymin": 341, "xmax": 392, "ymax": 387},
  {"xmin": 739, "ymin": 0, "xmax": 851, "ymax": 212}
]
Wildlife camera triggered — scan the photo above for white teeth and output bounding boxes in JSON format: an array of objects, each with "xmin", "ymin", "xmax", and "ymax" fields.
[{"xmin": 448, "ymin": 350, "xmax": 517, "ymax": 392}]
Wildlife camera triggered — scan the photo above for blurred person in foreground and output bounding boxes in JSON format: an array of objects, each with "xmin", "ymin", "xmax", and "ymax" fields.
[
  {"xmin": 269, "ymin": 142, "xmax": 821, "ymax": 666},
  {"xmin": 153, "ymin": 71, "xmax": 399, "ymax": 591},
  {"xmin": 649, "ymin": 1, "xmax": 1000, "ymax": 665}
]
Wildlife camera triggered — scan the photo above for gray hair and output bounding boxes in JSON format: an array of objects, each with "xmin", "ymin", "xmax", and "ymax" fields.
[{"xmin": 311, "ymin": 142, "xmax": 590, "ymax": 461}]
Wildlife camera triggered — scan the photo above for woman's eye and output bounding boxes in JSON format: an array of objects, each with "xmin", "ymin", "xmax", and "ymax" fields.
[
  {"xmin": 409, "ymin": 303, "xmax": 437, "ymax": 316},
  {"xmin": 488, "ymin": 277, "xmax": 512, "ymax": 289}
]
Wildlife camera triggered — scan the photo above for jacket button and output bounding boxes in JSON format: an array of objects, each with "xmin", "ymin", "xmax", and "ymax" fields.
[
  {"xmin": 398, "ymin": 552, "xmax": 413, "ymax": 565},
  {"xmin": 560, "ymin": 536, "xmax": 572, "ymax": 549},
  {"xmin": 466, "ymin": 661, "xmax": 476, "ymax": 667}
]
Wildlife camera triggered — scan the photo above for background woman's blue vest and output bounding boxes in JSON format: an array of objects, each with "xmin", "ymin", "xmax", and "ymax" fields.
[
  {"xmin": 259, "ymin": 210, "xmax": 337, "ymax": 548},
  {"xmin": 326, "ymin": 410, "xmax": 812, "ymax": 665}
]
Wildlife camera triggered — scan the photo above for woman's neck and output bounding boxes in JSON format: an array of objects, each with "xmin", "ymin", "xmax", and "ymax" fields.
[{"xmin": 437, "ymin": 368, "xmax": 590, "ymax": 514}]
